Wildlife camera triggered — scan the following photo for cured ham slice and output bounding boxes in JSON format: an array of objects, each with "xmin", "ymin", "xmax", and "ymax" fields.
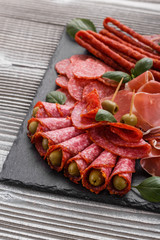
[
  {"xmin": 133, "ymin": 92, "xmax": 160, "ymax": 131},
  {"xmin": 34, "ymin": 101, "xmax": 73, "ymax": 118},
  {"xmin": 27, "ymin": 117, "xmax": 72, "ymax": 139},
  {"xmin": 137, "ymin": 80, "xmax": 160, "ymax": 93},
  {"xmin": 82, "ymin": 150, "xmax": 117, "ymax": 194},
  {"xmin": 46, "ymin": 133, "xmax": 92, "ymax": 172},
  {"xmin": 64, "ymin": 143, "xmax": 103, "ymax": 184},
  {"xmin": 33, "ymin": 127, "xmax": 83, "ymax": 157},
  {"xmin": 125, "ymin": 71, "xmax": 154, "ymax": 92},
  {"xmin": 107, "ymin": 157, "xmax": 136, "ymax": 196}
]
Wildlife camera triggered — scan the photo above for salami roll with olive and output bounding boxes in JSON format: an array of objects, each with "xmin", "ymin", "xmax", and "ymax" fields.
[
  {"xmin": 82, "ymin": 150, "xmax": 117, "ymax": 194},
  {"xmin": 27, "ymin": 117, "xmax": 72, "ymax": 139},
  {"xmin": 32, "ymin": 101, "xmax": 74, "ymax": 118},
  {"xmin": 33, "ymin": 127, "xmax": 83, "ymax": 157},
  {"xmin": 64, "ymin": 143, "xmax": 103, "ymax": 184},
  {"xmin": 107, "ymin": 157, "xmax": 136, "ymax": 196},
  {"xmin": 46, "ymin": 133, "xmax": 92, "ymax": 172}
]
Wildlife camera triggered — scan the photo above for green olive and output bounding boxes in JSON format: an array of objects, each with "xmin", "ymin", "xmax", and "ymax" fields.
[
  {"xmin": 49, "ymin": 149, "xmax": 62, "ymax": 167},
  {"xmin": 68, "ymin": 161, "xmax": 80, "ymax": 177},
  {"xmin": 28, "ymin": 121, "xmax": 38, "ymax": 134},
  {"xmin": 120, "ymin": 113, "xmax": 137, "ymax": 126},
  {"xmin": 32, "ymin": 107, "xmax": 39, "ymax": 117},
  {"xmin": 89, "ymin": 169, "xmax": 105, "ymax": 187},
  {"xmin": 42, "ymin": 138, "xmax": 48, "ymax": 150},
  {"xmin": 112, "ymin": 175, "xmax": 127, "ymax": 191},
  {"xmin": 101, "ymin": 100, "xmax": 119, "ymax": 115}
]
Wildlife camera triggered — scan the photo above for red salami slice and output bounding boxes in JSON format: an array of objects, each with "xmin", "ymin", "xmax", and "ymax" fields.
[
  {"xmin": 64, "ymin": 143, "xmax": 103, "ymax": 183},
  {"xmin": 82, "ymin": 150, "xmax": 117, "ymax": 194},
  {"xmin": 68, "ymin": 77, "xmax": 90, "ymax": 101},
  {"xmin": 56, "ymin": 76, "xmax": 69, "ymax": 89},
  {"xmin": 82, "ymin": 80, "xmax": 115, "ymax": 99},
  {"xmin": 46, "ymin": 133, "xmax": 92, "ymax": 172},
  {"xmin": 34, "ymin": 101, "xmax": 73, "ymax": 118},
  {"xmin": 88, "ymin": 126, "xmax": 151, "ymax": 159},
  {"xmin": 55, "ymin": 58, "xmax": 70, "ymax": 75},
  {"xmin": 71, "ymin": 89, "xmax": 102, "ymax": 129},
  {"xmin": 33, "ymin": 127, "xmax": 83, "ymax": 157},
  {"xmin": 56, "ymin": 88, "xmax": 76, "ymax": 106},
  {"xmin": 73, "ymin": 58, "xmax": 106, "ymax": 79},
  {"xmin": 107, "ymin": 157, "xmax": 136, "ymax": 196},
  {"xmin": 70, "ymin": 54, "xmax": 91, "ymax": 63},
  {"xmin": 27, "ymin": 117, "xmax": 72, "ymax": 139}
]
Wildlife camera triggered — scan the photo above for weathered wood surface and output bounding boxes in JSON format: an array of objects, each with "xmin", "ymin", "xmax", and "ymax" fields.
[{"xmin": 0, "ymin": 0, "xmax": 160, "ymax": 239}]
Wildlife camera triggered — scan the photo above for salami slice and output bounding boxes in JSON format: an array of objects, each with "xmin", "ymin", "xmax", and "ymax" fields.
[
  {"xmin": 73, "ymin": 58, "xmax": 106, "ymax": 79},
  {"xmin": 33, "ymin": 127, "xmax": 83, "ymax": 157},
  {"xmin": 82, "ymin": 150, "xmax": 117, "ymax": 194},
  {"xmin": 71, "ymin": 89, "xmax": 102, "ymax": 129},
  {"xmin": 88, "ymin": 126, "xmax": 151, "ymax": 159},
  {"xmin": 68, "ymin": 77, "xmax": 90, "ymax": 101},
  {"xmin": 56, "ymin": 88, "xmax": 76, "ymax": 106},
  {"xmin": 64, "ymin": 143, "xmax": 103, "ymax": 184},
  {"xmin": 55, "ymin": 58, "xmax": 70, "ymax": 75},
  {"xmin": 70, "ymin": 54, "xmax": 91, "ymax": 63},
  {"xmin": 46, "ymin": 133, "xmax": 92, "ymax": 172},
  {"xmin": 34, "ymin": 101, "xmax": 73, "ymax": 118},
  {"xmin": 107, "ymin": 157, "xmax": 136, "ymax": 196},
  {"xmin": 56, "ymin": 76, "xmax": 69, "ymax": 89},
  {"xmin": 27, "ymin": 117, "xmax": 72, "ymax": 139},
  {"xmin": 82, "ymin": 80, "xmax": 115, "ymax": 99}
]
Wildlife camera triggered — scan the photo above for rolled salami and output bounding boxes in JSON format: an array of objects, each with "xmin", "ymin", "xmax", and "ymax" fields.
[
  {"xmin": 27, "ymin": 117, "xmax": 72, "ymax": 139},
  {"xmin": 107, "ymin": 157, "xmax": 136, "ymax": 196},
  {"xmin": 46, "ymin": 133, "xmax": 92, "ymax": 172},
  {"xmin": 82, "ymin": 150, "xmax": 117, "ymax": 194},
  {"xmin": 33, "ymin": 126, "xmax": 83, "ymax": 157},
  {"xmin": 32, "ymin": 101, "xmax": 73, "ymax": 118},
  {"xmin": 64, "ymin": 143, "xmax": 103, "ymax": 184}
]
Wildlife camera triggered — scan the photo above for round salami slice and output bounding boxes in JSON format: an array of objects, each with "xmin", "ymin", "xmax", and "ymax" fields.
[
  {"xmin": 70, "ymin": 54, "xmax": 91, "ymax": 63},
  {"xmin": 33, "ymin": 126, "xmax": 83, "ymax": 157},
  {"xmin": 27, "ymin": 117, "xmax": 72, "ymax": 140},
  {"xmin": 82, "ymin": 80, "xmax": 115, "ymax": 99},
  {"xmin": 88, "ymin": 126, "xmax": 151, "ymax": 159},
  {"xmin": 56, "ymin": 88, "xmax": 76, "ymax": 106},
  {"xmin": 56, "ymin": 76, "xmax": 69, "ymax": 89},
  {"xmin": 64, "ymin": 143, "xmax": 103, "ymax": 184},
  {"xmin": 55, "ymin": 58, "xmax": 70, "ymax": 75},
  {"xmin": 82, "ymin": 150, "xmax": 117, "ymax": 194},
  {"xmin": 46, "ymin": 133, "xmax": 92, "ymax": 172},
  {"xmin": 73, "ymin": 58, "xmax": 106, "ymax": 79},
  {"xmin": 34, "ymin": 101, "xmax": 73, "ymax": 118},
  {"xmin": 68, "ymin": 77, "xmax": 90, "ymax": 101},
  {"xmin": 107, "ymin": 157, "xmax": 136, "ymax": 196}
]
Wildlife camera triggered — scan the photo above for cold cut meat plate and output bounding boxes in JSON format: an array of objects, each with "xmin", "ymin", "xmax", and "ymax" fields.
[{"xmin": 0, "ymin": 30, "xmax": 159, "ymax": 213}]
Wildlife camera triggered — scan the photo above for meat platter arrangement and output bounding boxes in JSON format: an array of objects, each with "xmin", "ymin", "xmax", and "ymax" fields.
[{"xmin": 26, "ymin": 17, "xmax": 160, "ymax": 203}]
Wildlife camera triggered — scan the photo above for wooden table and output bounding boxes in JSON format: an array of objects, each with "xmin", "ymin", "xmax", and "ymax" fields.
[{"xmin": 0, "ymin": 0, "xmax": 160, "ymax": 239}]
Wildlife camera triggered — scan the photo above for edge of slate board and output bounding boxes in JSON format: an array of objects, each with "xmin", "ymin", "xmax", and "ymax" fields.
[{"xmin": 0, "ymin": 28, "xmax": 160, "ymax": 213}]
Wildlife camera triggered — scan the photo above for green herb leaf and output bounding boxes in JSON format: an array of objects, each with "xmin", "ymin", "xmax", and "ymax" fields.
[
  {"xmin": 132, "ymin": 58, "xmax": 153, "ymax": 77},
  {"xmin": 95, "ymin": 109, "xmax": 117, "ymax": 122},
  {"xmin": 46, "ymin": 91, "xmax": 66, "ymax": 105},
  {"xmin": 66, "ymin": 18, "xmax": 96, "ymax": 39},
  {"xmin": 133, "ymin": 176, "xmax": 160, "ymax": 203},
  {"xmin": 102, "ymin": 71, "xmax": 131, "ymax": 83}
]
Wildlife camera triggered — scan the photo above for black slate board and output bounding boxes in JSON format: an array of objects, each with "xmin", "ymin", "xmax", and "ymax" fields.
[{"xmin": 1, "ymin": 30, "xmax": 160, "ymax": 213}]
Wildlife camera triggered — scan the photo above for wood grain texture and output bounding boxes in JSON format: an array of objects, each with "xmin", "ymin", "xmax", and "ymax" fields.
[{"xmin": 0, "ymin": 0, "xmax": 160, "ymax": 239}]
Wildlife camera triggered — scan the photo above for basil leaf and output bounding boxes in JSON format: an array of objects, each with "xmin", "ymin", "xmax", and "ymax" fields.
[
  {"xmin": 46, "ymin": 91, "xmax": 66, "ymax": 105},
  {"xmin": 133, "ymin": 176, "xmax": 160, "ymax": 203},
  {"xmin": 102, "ymin": 71, "xmax": 131, "ymax": 83},
  {"xmin": 66, "ymin": 18, "xmax": 96, "ymax": 39},
  {"xmin": 132, "ymin": 58, "xmax": 153, "ymax": 77},
  {"xmin": 95, "ymin": 109, "xmax": 117, "ymax": 122}
]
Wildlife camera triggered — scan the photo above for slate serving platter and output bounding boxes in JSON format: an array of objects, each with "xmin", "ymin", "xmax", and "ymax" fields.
[{"xmin": 0, "ymin": 29, "xmax": 160, "ymax": 213}]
